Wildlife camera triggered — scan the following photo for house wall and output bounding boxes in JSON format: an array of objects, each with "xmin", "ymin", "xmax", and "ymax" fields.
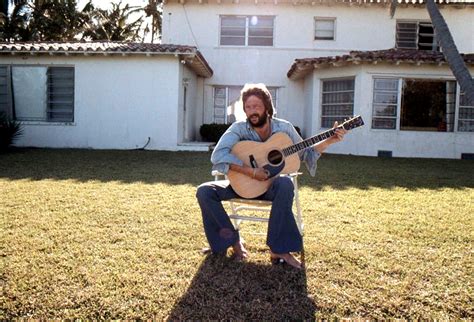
[
  {"xmin": 2, "ymin": 55, "xmax": 185, "ymax": 150},
  {"xmin": 309, "ymin": 63, "xmax": 474, "ymax": 159},
  {"xmin": 162, "ymin": 2, "xmax": 473, "ymax": 158}
]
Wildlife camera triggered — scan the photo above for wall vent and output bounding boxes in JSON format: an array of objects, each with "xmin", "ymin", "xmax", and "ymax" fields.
[
  {"xmin": 378, "ymin": 150, "xmax": 393, "ymax": 158},
  {"xmin": 461, "ymin": 153, "xmax": 474, "ymax": 160}
]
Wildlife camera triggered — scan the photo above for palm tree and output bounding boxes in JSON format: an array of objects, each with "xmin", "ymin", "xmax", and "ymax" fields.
[
  {"xmin": 82, "ymin": 1, "xmax": 144, "ymax": 41},
  {"xmin": 391, "ymin": 0, "xmax": 474, "ymax": 105},
  {"xmin": 144, "ymin": 0, "xmax": 162, "ymax": 43}
]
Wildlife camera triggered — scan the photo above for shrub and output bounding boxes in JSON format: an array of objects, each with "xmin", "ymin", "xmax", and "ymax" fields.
[
  {"xmin": 0, "ymin": 112, "xmax": 23, "ymax": 151},
  {"xmin": 199, "ymin": 123, "xmax": 231, "ymax": 143}
]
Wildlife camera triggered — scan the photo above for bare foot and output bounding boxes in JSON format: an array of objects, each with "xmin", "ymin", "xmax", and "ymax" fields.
[
  {"xmin": 232, "ymin": 241, "xmax": 248, "ymax": 261},
  {"xmin": 270, "ymin": 251, "xmax": 302, "ymax": 269}
]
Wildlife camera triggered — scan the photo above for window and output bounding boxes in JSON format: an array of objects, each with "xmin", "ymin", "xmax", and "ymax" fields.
[
  {"xmin": 0, "ymin": 65, "xmax": 74, "ymax": 122},
  {"xmin": 213, "ymin": 85, "xmax": 277, "ymax": 124},
  {"xmin": 314, "ymin": 17, "xmax": 335, "ymax": 40},
  {"xmin": 371, "ymin": 77, "xmax": 472, "ymax": 132},
  {"xmin": 372, "ymin": 78, "xmax": 399, "ymax": 129},
  {"xmin": 396, "ymin": 21, "xmax": 439, "ymax": 51},
  {"xmin": 220, "ymin": 15, "xmax": 274, "ymax": 46},
  {"xmin": 321, "ymin": 78, "xmax": 354, "ymax": 128},
  {"xmin": 458, "ymin": 90, "xmax": 474, "ymax": 132}
]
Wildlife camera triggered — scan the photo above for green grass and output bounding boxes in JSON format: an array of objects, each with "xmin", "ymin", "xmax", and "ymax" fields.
[{"xmin": 0, "ymin": 148, "xmax": 473, "ymax": 319}]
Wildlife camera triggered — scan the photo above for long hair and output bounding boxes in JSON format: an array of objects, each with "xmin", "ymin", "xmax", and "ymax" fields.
[{"xmin": 241, "ymin": 83, "xmax": 276, "ymax": 118}]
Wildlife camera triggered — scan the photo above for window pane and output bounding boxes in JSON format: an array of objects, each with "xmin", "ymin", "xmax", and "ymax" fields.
[
  {"xmin": 373, "ymin": 104, "xmax": 397, "ymax": 116},
  {"xmin": 248, "ymin": 37, "xmax": 273, "ymax": 46},
  {"xmin": 374, "ymin": 78, "xmax": 398, "ymax": 91},
  {"xmin": 321, "ymin": 78, "xmax": 354, "ymax": 127},
  {"xmin": 458, "ymin": 90, "xmax": 474, "ymax": 132},
  {"xmin": 220, "ymin": 36, "xmax": 245, "ymax": 46},
  {"xmin": 0, "ymin": 66, "xmax": 8, "ymax": 116},
  {"xmin": 315, "ymin": 18, "xmax": 335, "ymax": 40},
  {"xmin": 13, "ymin": 66, "xmax": 48, "ymax": 121},
  {"xmin": 221, "ymin": 16, "xmax": 246, "ymax": 46},
  {"xmin": 372, "ymin": 118, "xmax": 396, "ymax": 129},
  {"xmin": 48, "ymin": 67, "xmax": 74, "ymax": 122},
  {"xmin": 372, "ymin": 78, "xmax": 398, "ymax": 129},
  {"xmin": 374, "ymin": 92, "xmax": 398, "ymax": 104},
  {"xmin": 248, "ymin": 16, "xmax": 273, "ymax": 46},
  {"xmin": 400, "ymin": 79, "xmax": 448, "ymax": 131}
]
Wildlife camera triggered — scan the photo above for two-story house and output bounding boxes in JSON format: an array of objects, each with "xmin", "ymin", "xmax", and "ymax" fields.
[
  {"xmin": 162, "ymin": 0, "xmax": 474, "ymax": 159},
  {"xmin": 0, "ymin": 0, "xmax": 472, "ymax": 158}
]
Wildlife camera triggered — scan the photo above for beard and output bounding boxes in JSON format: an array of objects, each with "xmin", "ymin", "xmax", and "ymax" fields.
[{"xmin": 248, "ymin": 112, "xmax": 268, "ymax": 128}]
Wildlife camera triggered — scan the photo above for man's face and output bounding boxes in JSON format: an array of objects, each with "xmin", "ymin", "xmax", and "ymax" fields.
[{"xmin": 244, "ymin": 95, "xmax": 268, "ymax": 128}]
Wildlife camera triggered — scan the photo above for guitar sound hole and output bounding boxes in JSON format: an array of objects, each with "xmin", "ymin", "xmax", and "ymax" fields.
[{"xmin": 268, "ymin": 150, "xmax": 283, "ymax": 165}]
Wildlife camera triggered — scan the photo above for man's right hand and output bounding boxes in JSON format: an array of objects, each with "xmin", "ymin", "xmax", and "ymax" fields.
[{"xmin": 252, "ymin": 167, "xmax": 270, "ymax": 181}]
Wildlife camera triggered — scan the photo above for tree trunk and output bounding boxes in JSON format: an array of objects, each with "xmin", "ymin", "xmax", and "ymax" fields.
[{"xmin": 426, "ymin": 0, "xmax": 474, "ymax": 105}]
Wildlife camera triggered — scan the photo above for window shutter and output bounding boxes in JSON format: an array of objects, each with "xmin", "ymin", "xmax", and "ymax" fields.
[
  {"xmin": 47, "ymin": 67, "xmax": 74, "ymax": 122},
  {"xmin": 396, "ymin": 22, "xmax": 417, "ymax": 49}
]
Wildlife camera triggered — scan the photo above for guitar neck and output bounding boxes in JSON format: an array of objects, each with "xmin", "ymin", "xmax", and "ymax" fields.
[{"xmin": 282, "ymin": 127, "xmax": 339, "ymax": 157}]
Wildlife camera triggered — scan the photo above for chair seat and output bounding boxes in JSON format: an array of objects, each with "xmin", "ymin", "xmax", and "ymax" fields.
[{"xmin": 212, "ymin": 170, "xmax": 304, "ymax": 235}]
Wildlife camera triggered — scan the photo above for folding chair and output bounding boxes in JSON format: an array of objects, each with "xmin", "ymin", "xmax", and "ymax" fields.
[{"xmin": 211, "ymin": 170, "xmax": 304, "ymax": 236}]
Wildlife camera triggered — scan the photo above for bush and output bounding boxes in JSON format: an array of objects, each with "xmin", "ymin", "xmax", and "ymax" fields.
[
  {"xmin": 200, "ymin": 123, "xmax": 231, "ymax": 143},
  {"xmin": 0, "ymin": 112, "xmax": 23, "ymax": 151}
]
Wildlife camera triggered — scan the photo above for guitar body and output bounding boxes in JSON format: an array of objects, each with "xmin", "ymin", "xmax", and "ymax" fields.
[{"xmin": 227, "ymin": 132, "xmax": 301, "ymax": 198}]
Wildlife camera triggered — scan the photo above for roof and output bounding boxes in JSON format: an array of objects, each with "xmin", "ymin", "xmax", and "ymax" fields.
[
  {"xmin": 287, "ymin": 49, "xmax": 474, "ymax": 80},
  {"xmin": 164, "ymin": 0, "xmax": 473, "ymax": 6},
  {"xmin": 0, "ymin": 42, "xmax": 213, "ymax": 78}
]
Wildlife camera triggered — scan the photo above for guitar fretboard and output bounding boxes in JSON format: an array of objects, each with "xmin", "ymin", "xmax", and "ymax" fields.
[{"xmin": 282, "ymin": 128, "xmax": 339, "ymax": 157}]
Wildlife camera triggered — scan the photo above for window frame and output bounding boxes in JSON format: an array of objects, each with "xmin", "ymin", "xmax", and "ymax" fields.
[
  {"xmin": 370, "ymin": 75, "xmax": 472, "ymax": 132},
  {"xmin": 0, "ymin": 64, "xmax": 75, "ymax": 124},
  {"xmin": 320, "ymin": 77, "xmax": 355, "ymax": 128},
  {"xmin": 314, "ymin": 17, "xmax": 336, "ymax": 41},
  {"xmin": 219, "ymin": 15, "xmax": 275, "ymax": 47},
  {"xmin": 395, "ymin": 20, "xmax": 439, "ymax": 51}
]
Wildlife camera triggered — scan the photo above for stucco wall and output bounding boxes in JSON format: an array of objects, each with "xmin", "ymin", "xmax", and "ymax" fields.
[
  {"xmin": 2, "ymin": 55, "xmax": 184, "ymax": 150},
  {"xmin": 162, "ymin": 2, "xmax": 474, "ymax": 140},
  {"xmin": 309, "ymin": 64, "xmax": 474, "ymax": 159}
]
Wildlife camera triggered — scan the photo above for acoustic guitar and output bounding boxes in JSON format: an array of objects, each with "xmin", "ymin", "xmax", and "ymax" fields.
[{"xmin": 227, "ymin": 115, "xmax": 364, "ymax": 198}]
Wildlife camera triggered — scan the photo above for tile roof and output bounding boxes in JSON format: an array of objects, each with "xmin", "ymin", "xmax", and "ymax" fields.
[
  {"xmin": 0, "ymin": 42, "xmax": 213, "ymax": 77},
  {"xmin": 287, "ymin": 48, "xmax": 474, "ymax": 80},
  {"xmin": 165, "ymin": 0, "xmax": 473, "ymax": 5}
]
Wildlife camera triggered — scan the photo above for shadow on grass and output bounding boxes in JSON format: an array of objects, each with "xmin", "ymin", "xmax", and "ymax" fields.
[
  {"xmin": 0, "ymin": 148, "xmax": 473, "ymax": 190},
  {"xmin": 167, "ymin": 254, "xmax": 316, "ymax": 320}
]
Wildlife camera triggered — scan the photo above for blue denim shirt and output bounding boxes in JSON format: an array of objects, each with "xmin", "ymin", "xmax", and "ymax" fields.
[{"xmin": 211, "ymin": 117, "xmax": 320, "ymax": 176}]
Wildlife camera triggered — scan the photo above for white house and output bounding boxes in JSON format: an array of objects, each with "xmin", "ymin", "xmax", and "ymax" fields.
[
  {"xmin": 1, "ymin": 0, "xmax": 473, "ymax": 158},
  {"xmin": 0, "ymin": 42, "xmax": 213, "ymax": 150},
  {"xmin": 160, "ymin": 0, "xmax": 473, "ymax": 159}
]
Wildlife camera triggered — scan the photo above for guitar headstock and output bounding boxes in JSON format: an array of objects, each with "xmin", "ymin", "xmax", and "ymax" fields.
[{"xmin": 342, "ymin": 115, "xmax": 364, "ymax": 131}]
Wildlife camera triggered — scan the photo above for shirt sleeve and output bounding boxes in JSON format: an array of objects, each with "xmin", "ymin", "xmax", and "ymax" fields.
[
  {"xmin": 210, "ymin": 124, "xmax": 244, "ymax": 174},
  {"xmin": 284, "ymin": 122, "xmax": 321, "ymax": 177}
]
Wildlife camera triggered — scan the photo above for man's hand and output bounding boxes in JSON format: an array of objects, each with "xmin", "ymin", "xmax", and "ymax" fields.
[
  {"xmin": 252, "ymin": 167, "xmax": 270, "ymax": 181},
  {"xmin": 314, "ymin": 121, "xmax": 348, "ymax": 154},
  {"xmin": 327, "ymin": 121, "xmax": 347, "ymax": 144}
]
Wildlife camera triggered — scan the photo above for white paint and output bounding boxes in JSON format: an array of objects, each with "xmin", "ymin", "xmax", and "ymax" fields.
[
  {"xmin": 161, "ymin": 1, "xmax": 474, "ymax": 158},
  {"xmin": 5, "ymin": 55, "xmax": 189, "ymax": 150}
]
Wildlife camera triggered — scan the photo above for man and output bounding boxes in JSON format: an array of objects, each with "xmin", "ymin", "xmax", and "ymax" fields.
[{"xmin": 196, "ymin": 83, "xmax": 347, "ymax": 269}]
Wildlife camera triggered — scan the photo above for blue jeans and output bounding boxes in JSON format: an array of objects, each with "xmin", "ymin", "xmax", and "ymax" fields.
[{"xmin": 196, "ymin": 176, "xmax": 302, "ymax": 254}]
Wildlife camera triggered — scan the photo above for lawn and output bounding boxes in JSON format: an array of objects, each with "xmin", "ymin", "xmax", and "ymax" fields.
[{"xmin": 0, "ymin": 149, "xmax": 473, "ymax": 319}]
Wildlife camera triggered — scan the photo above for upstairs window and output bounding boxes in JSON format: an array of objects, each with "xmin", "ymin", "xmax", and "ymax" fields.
[
  {"xmin": 314, "ymin": 17, "xmax": 335, "ymax": 40},
  {"xmin": 396, "ymin": 21, "xmax": 439, "ymax": 51},
  {"xmin": 220, "ymin": 15, "xmax": 274, "ymax": 47}
]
